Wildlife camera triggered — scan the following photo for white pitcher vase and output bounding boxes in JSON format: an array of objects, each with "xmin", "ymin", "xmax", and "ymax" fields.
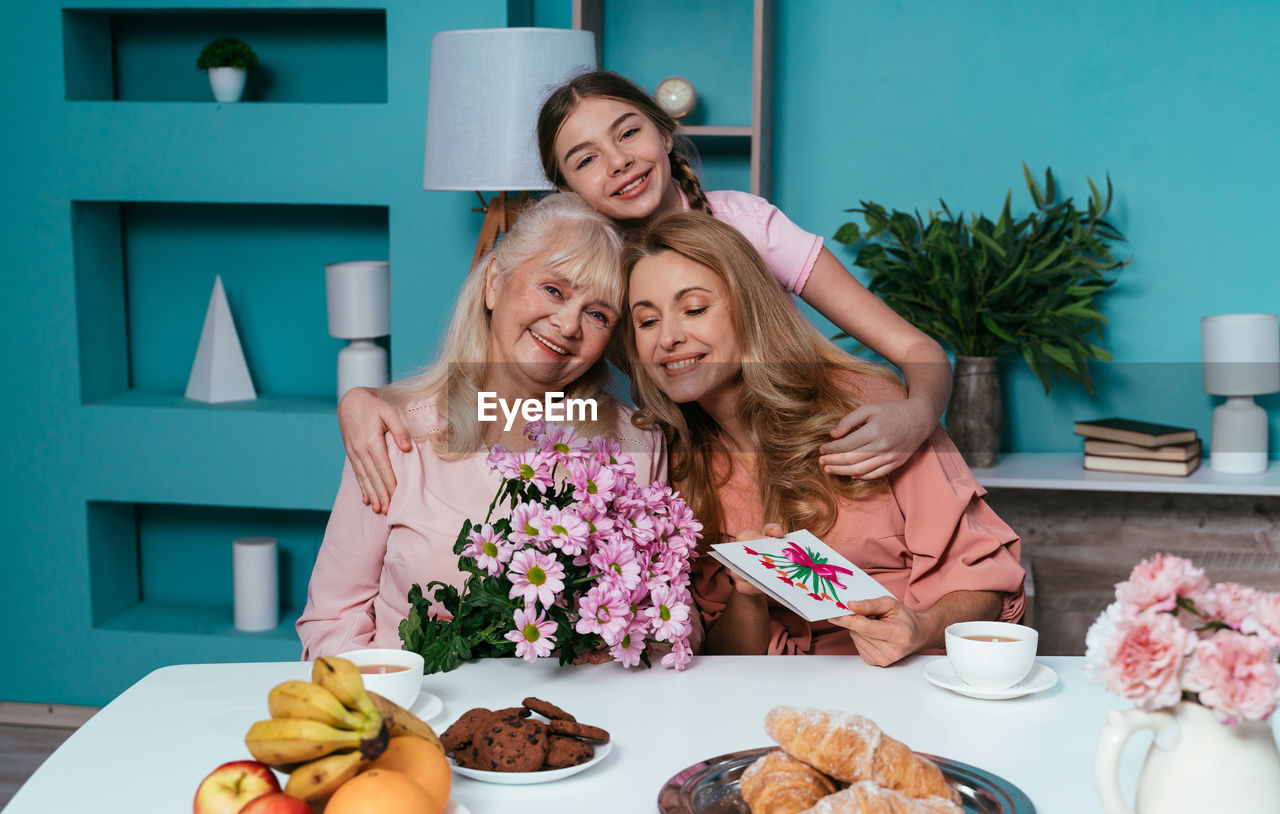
[{"xmin": 1094, "ymin": 701, "xmax": 1280, "ymax": 813}]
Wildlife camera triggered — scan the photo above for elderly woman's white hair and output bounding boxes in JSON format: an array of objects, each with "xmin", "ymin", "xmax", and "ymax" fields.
[{"xmin": 383, "ymin": 192, "xmax": 625, "ymax": 457}]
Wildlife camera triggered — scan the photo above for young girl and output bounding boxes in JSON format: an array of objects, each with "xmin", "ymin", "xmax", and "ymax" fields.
[
  {"xmin": 341, "ymin": 70, "xmax": 952, "ymax": 513},
  {"xmin": 623, "ymin": 211, "xmax": 1024, "ymax": 666}
]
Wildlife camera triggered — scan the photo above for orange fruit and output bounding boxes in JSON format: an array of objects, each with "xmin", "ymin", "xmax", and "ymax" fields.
[
  {"xmin": 361, "ymin": 738, "xmax": 451, "ymax": 814},
  {"xmin": 324, "ymin": 768, "xmax": 436, "ymax": 814}
]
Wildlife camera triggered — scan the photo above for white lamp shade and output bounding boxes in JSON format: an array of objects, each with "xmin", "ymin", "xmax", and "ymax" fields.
[
  {"xmin": 422, "ymin": 27, "xmax": 597, "ymax": 191},
  {"xmin": 1201, "ymin": 313, "xmax": 1280, "ymax": 395},
  {"xmin": 326, "ymin": 261, "xmax": 390, "ymax": 339}
]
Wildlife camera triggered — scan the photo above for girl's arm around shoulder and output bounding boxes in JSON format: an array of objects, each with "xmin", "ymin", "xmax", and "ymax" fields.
[
  {"xmin": 338, "ymin": 386, "xmax": 412, "ymax": 514},
  {"xmin": 805, "ymin": 248, "xmax": 953, "ymax": 481}
]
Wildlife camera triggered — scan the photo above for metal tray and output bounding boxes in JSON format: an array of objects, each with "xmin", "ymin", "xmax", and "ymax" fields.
[{"xmin": 656, "ymin": 746, "xmax": 1035, "ymax": 813}]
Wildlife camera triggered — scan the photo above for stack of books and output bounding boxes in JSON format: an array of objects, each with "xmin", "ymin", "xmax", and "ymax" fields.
[{"xmin": 1074, "ymin": 418, "xmax": 1201, "ymax": 476}]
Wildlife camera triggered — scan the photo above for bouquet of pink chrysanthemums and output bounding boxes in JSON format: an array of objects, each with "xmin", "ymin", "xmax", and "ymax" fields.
[
  {"xmin": 1084, "ymin": 553, "xmax": 1280, "ymax": 724},
  {"xmin": 400, "ymin": 421, "xmax": 700, "ymax": 674}
]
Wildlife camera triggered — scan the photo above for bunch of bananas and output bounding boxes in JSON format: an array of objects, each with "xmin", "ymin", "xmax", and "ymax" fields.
[{"xmin": 245, "ymin": 656, "xmax": 442, "ymax": 802}]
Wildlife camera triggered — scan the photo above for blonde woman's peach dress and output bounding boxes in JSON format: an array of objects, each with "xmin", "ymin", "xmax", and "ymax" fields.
[{"xmin": 692, "ymin": 375, "xmax": 1025, "ymax": 656}]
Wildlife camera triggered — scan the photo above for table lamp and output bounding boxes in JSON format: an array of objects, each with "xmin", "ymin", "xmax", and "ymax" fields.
[
  {"xmin": 422, "ymin": 27, "xmax": 597, "ymax": 269},
  {"xmin": 1201, "ymin": 313, "xmax": 1280, "ymax": 473},
  {"xmin": 326, "ymin": 260, "xmax": 390, "ymax": 399}
]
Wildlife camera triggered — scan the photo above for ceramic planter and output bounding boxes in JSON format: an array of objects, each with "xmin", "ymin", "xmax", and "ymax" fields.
[
  {"xmin": 945, "ymin": 356, "xmax": 1002, "ymax": 468},
  {"xmin": 207, "ymin": 67, "xmax": 247, "ymax": 102}
]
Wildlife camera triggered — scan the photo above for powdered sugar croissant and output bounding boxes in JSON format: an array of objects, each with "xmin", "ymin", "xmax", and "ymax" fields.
[
  {"xmin": 740, "ymin": 749, "xmax": 838, "ymax": 814},
  {"xmin": 800, "ymin": 780, "xmax": 962, "ymax": 813},
  {"xmin": 764, "ymin": 706, "xmax": 958, "ymax": 804}
]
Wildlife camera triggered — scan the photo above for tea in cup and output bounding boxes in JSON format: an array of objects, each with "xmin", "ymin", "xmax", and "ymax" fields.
[
  {"xmin": 944, "ymin": 621, "xmax": 1038, "ymax": 690},
  {"xmin": 336, "ymin": 648, "xmax": 424, "ymax": 709}
]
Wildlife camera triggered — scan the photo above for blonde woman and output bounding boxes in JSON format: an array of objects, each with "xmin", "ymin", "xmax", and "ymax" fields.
[
  {"xmin": 297, "ymin": 193, "xmax": 666, "ymax": 658},
  {"xmin": 623, "ymin": 211, "xmax": 1025, "ymax": 666}
]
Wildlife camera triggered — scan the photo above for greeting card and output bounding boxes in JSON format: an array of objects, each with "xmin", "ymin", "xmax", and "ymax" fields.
[{"xmin": 709, "ymin": 530, "xmax": 891, "ymax": 622}]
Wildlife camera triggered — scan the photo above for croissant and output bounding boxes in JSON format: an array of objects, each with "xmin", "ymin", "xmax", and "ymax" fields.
[
  {"xmin": 764, "ymin": 706, "xmax": 958, "ymax": 804},
  {"xmin": 799, "ymin": 781, "xmax": 962, "ymax": 814},
  {"xmin": 740, "ymin": 749, "xmax": 838, "ymax": 814}
]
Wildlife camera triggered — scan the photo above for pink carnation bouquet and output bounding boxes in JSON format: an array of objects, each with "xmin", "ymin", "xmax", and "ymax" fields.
[
  {"xmin": 1084, "ymin": 553, "xmax": 1280, "ymax": 724},
  {"xmin": 400, "ymin": 421, "xmax": 700, "ymax": 674}
]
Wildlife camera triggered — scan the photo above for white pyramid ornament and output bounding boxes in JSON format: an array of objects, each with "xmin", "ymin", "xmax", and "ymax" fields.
[{"xmin": 185, "ymin": 275, "xmax": 257, "ymax": 403}]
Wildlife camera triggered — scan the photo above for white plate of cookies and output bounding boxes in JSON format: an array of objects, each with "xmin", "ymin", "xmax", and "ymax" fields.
[
  {"xmin": 440, "ymin": 696, "xmax": 613, "ymax": 785},
  {"xmin": 451, "ymin": 741, "xmax": 612, "ymax": 785}
]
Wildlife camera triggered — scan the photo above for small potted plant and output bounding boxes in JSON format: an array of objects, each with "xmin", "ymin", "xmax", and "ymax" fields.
[
  {"xmin": 834, "ymin": 164, "xmax": 1128, "ymax": 467},
  {"xmin": 196, "ymin": 37, "xmax": 259, "ymax": 103}
]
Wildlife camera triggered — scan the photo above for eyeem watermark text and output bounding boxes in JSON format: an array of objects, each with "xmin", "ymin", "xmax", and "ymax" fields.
[{"xmin": 477, "ymin": 392, "xmax": 598, "ymax": 431}]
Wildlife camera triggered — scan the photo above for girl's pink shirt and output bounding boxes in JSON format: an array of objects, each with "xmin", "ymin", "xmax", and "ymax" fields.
[
  {"xmin": 692, "ymin": 373, "xmax": 1026, "ymax": 656},
  {"xmin": 296, "ymin": 400, "xmax": 668, "ymax": 659},
  {"xmin": 689, "ymin": 189, "xmax": 825, "ymax": 296}
]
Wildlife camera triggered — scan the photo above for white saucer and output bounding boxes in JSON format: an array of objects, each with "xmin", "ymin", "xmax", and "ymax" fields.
[
  {"xmin": 410, "ymin": 689, "xmax": 444, "ymax": 721},
  {"xmin": 924, "ymin": 660, "xmax": 1058, "ymax": 700},
  {"xmin": 444, "ymin": 800, "xmax": 469, "ymax": 814}
]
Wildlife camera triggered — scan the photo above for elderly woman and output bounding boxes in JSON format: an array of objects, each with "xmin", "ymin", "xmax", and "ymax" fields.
[
  {"xmin": 297, "ymin": 193, "xmax": 666, "ymax": 657},
  {"xmin": 622, "ymin": 211, "xmax": 1025, "ymax": 666}
]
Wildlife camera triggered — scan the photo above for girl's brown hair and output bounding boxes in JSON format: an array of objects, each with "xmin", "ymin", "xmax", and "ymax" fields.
[
  {"xmin": 622, "ymin": 211, "xmax": 904, "ymax": 546},
  {"xmin": 537, "ymin": 70, "xmax": 711, "ymax": 217}
]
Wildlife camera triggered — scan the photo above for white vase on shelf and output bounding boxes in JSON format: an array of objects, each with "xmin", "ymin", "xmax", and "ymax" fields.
[
  {"xmin": 1095, "ymin": 701, "xmax": 1280, "ymax": 814},
  {"xmin": 207, "ymin": 67, "xmax": 246, "ymax": 102},
  {"xmin": 325, "ymin": 260, "xmax": 390, "ymax": 399}
]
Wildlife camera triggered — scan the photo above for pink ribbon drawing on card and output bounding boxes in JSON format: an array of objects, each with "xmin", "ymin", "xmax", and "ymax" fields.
[{"xmin": 782, "ymin": 542, "xmax": 854, "ymax": 589}]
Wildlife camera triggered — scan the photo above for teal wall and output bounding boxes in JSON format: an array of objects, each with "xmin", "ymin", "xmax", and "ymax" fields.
[
  {"xmin": 1, "ymin": 0, "xmax": 515, "ymax": 706},
  {"xmin": 2, "ymin": 0, "xmax": 1278, "ymax": 705},
  {"xmin": 768, "ymin": 0, "xmax": 1280, "ymax": 452}
]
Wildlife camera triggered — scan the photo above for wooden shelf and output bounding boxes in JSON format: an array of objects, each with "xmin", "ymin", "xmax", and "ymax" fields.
[
  {"xmin": 573, "ymin": 0, "xmax": 772, "ymax": 196},
  {"xmin": 973, "ymin": 453, "xmax": 1280, "ymax": 496},
  {"xmin": 681, "ymin": 125, "xmax": 753, "ymax": 138}
]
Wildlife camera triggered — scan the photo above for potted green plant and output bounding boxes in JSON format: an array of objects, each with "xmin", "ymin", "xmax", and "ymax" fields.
[
  {"xmin": 197, "ymin": 37, "xmax": 259, "ymax": 103},
  {"xmin": 834, "ymin": 164, "xmax": 1128, "ymax": 467}
]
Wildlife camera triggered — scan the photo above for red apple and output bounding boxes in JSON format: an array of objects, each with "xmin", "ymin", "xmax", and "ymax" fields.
[
  {"xmin": 240, "ymin": 792, "xmax": 312, "ymax": 814},
  {"xmin": 193, "ymin": 760, "xmax": 281, "ymax": 814}
]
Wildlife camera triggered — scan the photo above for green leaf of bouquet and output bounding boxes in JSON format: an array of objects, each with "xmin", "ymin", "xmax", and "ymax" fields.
[{"xmin": 453, "ymin": 518, "xmax": 474, "ymax": 556}]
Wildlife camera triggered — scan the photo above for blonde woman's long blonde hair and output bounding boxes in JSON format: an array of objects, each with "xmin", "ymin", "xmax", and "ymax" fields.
[
  {"xmin": 384, "ymin": 192, "xmax": 626, "ymax": 458},
  {"xmin": 623, "ymin": 211, "xmax": 904, "ymax": 546}
]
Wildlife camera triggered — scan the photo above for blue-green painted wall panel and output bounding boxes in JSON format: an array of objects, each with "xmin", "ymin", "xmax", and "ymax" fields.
[
  {"xmin": 135, "ymin": 504, "xmax": 326, "ymax": 612},
  {"xmin": 600, "ymin": 0, "xmax": 754, "ymax": 128},
  {"xmin": 1, "ymin": 0, "xmax": 512, "ymax": 706},
  {"xmin": 769, "ymin": 0, "xmax": 1280, "ymax": 452},
  {"xmin": 57, "ymin": 104, "xmax": 403, "ymax": 204},
  {"xmin": 119, "ymin": 203, "xmax": 387, "ymax": 398},
  {"xmin": 110, "ymin": 11, "xmax": 387, "ymax": 103},
  {"xmin": 5, "ymin": 0, "xmax": 1280, "ymax": 706}
]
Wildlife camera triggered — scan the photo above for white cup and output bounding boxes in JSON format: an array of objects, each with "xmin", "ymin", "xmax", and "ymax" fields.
[
  {"xmin": 336, "ymin": 648, "xmax": 424, "ymax": 710},
  {"xmin": 944, "ymin": 621, "xmax": 1038, "ymax": 690}
]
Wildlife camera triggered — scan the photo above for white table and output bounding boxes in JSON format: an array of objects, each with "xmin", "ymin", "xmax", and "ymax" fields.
[{"xmin": 4, "ymin": 655, "xmax": 1210, "ymax": 813}]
